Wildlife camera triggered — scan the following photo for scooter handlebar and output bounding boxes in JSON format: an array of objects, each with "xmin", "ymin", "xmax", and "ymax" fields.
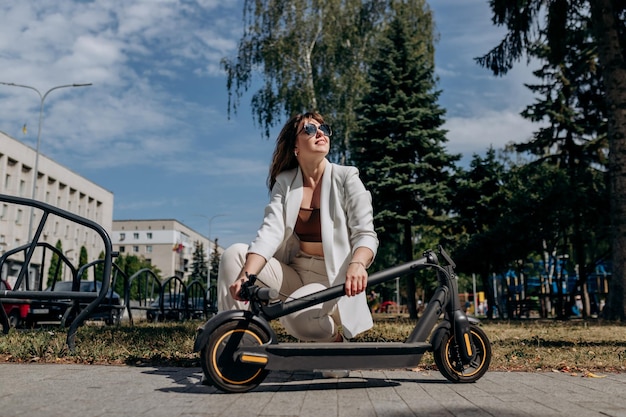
[
  {"xmin": 239, "ymin": 275, "xmax": 279, "ymax": 302},
  {"xmin": 256, "ymin": 287, "xmax": 279, "ymax": 301}
]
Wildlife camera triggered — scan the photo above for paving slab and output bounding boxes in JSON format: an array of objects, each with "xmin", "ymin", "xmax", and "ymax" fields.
[{"xmin": 1, "ymin": 364, "xmax": 625, "ymax": 417}]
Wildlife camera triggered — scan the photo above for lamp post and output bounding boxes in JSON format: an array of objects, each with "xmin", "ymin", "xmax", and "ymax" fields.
[{"xmin": 0, "ymin": 81, "xmax": 92, "ymax": 241}]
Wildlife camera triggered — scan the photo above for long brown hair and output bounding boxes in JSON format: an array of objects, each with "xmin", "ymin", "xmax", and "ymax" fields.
[{"xmin": 267, "ymin": 111, "xmax": 325, "ymax": 190}]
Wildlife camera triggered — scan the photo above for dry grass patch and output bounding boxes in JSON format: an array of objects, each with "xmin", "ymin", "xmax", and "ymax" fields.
[{"xmin": 1, "ymin": 318, "xmax": 625, "ymax": 374}]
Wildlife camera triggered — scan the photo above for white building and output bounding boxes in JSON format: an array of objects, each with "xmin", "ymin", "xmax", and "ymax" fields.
[
  {"xmin": 0, "ymin": 130, "xmax": 221, "ymax": 288},
  {"xmin": 112, "ymin": 219, "xmax": 220, "ymax": 283},
  {"xmin": 0, "ymin": 130, "xmax": 114, "ymax": 288}
]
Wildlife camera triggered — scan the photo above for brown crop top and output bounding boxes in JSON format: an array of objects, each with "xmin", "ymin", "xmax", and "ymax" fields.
[{"xmin": 295, "ymin": 207, "xmax": 322, "ymax": 242}]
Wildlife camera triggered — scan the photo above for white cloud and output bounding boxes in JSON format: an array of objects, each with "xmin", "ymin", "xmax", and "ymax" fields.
[
  {"xmin": 444, "ymin": 110, "xmax": 538, "ymax": 162},
  {"xmin": 430, "ymin": 0, "xmax": 542, "ymax": 166},
  {"xmin": 0, "ymin": 0, "xmax": 246, "ymax": 174}
]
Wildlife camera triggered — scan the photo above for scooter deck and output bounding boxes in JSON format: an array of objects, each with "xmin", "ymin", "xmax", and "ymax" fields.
[{"xmin": 238, "ymin": 341, "xmax": 432, "ymax": 371}]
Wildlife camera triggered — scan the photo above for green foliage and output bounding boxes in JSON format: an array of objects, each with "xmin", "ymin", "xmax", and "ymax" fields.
[
  {"xmin": 46, "ymin": 239, "xmax": 63, "ymax": 288},
  {"xmin": 209, "ymin": 238, "xmax": 220, "ymax": 287},
  {"xmin": 114, "ymin": 254, "xmax": 160, "ymax": 288},
  {"xmin": 189, "ymin": 241, "xmax": 208, "ymax": 285},
  {"xmin": 476, "ymin": 0, "xmax": 626, "ymax": 320},
  {"xmin": 352, "ymin": 0, "xmax": 455, "ymax": 257},
  {"xmin": 224, "ymin": 0, "xmax": 437, "ymax": 161},
  {"xmin": 350, "ymin": 1, "xmax": 458, "ymax": 316},
  {"xmin": 79, "ymin": 246, "xmax": 89, "ymax": 280},
  {"xmin": 96, "ymin": 251, "xmax": 105, "ymax": 283}
]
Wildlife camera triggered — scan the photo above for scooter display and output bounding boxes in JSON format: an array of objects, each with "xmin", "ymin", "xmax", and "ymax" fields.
[{"xmin": 193, "ymin": 246, "xmax": 491, "ymax": 393}]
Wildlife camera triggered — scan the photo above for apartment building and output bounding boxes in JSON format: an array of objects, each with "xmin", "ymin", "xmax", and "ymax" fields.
[
  {"xmin": 112, "ymin": 219, "xmax": 220, "ymax": 282},
  {"xmin": 0, "ymin": 130, "xmax": 114, "ymax": 287}
]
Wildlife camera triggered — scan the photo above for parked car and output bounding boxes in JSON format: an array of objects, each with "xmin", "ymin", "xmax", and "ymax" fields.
[
  {"xmin": 146, "ymin": 293, "xmax": 186, "ymax": 322},
  {"xmin": 26, "ymin": 281, "xmax": 123, "ymax": 326},
  {"xmin": 0, "ymin": 279, "xmax": 30, "ymax": 329},
  {"xmin": 187, "ymin": 296, "xmax": 207, "ymax": 320},
  {"xmin": 146, "ymin": 293, "xmax": 206, "ymax": 322}
]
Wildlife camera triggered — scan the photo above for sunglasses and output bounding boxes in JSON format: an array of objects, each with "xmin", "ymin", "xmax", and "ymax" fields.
[{"xmin": 299, "ymin": 122, "xmax": 332, "ymax": 137}]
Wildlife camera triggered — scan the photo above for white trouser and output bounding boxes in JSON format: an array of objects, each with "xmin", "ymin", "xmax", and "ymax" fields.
[{"xmin": 217, "ymin": 243, "xmax": 340, "ymax": 342}]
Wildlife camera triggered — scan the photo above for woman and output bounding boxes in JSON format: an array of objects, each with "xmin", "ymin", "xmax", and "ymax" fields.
[{"xmin": 217, "ymin": 111, "xmax": 378, "ymax": 342}]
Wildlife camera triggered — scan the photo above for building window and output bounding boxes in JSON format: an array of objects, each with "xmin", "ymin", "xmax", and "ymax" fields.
[
  {"xmin": 133, "ymin": 232, "xmax": 139, "ymax": 239},
  {"xmin": 147, "ymin": 232, "xmax": 152, "ymax": 239},
  {"xmin": 133, "ymin": 246, "xmax": 139, "ymax": 253},
  {"xmin": 119, "ymin": 233, "xmax": 125, "ymax": 241},
  {"xmin": 146, "ymin": 245, "xmax": 152, "ymax": 253},
  {"xmin": 119, "ymin": 246, "xmax": 125, "ymax": 253},
  {"xmin": 15, "ymin": 209, "xmax": 22, "ymax": 224}
]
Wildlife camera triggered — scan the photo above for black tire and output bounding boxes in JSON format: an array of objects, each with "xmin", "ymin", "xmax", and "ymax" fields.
[
  {"xmin": 433, "ymin": 324, "xmax": 491, "ymax": 383},
  {"xmin": 106, "ymin": 309, "xmax": 121, "ymax": 326},
  {"xmin": 200, "ymin": 320, "xmax": 270, "ymax": 393},
  {"xmin": 8, "ymin": 311, "xmax": 21, "ymax": 329}
]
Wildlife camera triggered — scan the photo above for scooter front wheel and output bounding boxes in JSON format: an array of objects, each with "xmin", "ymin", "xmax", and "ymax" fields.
[
  {"xmin": 200, "ymin": 319, "xmax": 270, "ymax": 393},
  {"xmin": 433, "ymin": 324, "xmax": 491, "ymax": 383}
]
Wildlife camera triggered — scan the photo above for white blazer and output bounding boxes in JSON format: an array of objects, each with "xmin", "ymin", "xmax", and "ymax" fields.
[{"xmin": 248, "ymin": 161, "xmax": 379, "ymax": 337}]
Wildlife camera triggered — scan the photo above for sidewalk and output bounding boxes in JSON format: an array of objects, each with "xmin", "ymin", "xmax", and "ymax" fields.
[{"xmin": 1, "ymin": 364, "xmax": 625, "ymax": 417}]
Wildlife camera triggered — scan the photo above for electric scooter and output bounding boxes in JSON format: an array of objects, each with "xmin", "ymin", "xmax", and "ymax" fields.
[{"xmin": 193, "ymin": 246, "xmax": 491, "ymax": 393}]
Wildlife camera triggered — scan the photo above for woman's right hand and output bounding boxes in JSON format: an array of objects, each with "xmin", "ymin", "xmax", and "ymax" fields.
[
  {"xmin": 229, "ymin": 276, "xmax": 248, "ymax": 301},
  {"xmin": 230, "ymin": 253, "xmax": 266, "ymax": 301}
]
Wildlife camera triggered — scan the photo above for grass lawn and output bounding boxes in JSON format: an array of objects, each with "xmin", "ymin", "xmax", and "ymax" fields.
[{"xmin": 1, "ymin": 317, "xmax": 625, "ymax": 375}]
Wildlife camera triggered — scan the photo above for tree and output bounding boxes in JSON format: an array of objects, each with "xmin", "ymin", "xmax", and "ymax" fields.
[
  {"xmin": 476, "ymin": 0, "xmax": 626, "ymax": 319},
  {"xmin": 450, "ymin": 148, "xmax": 509, "ymax": 318},
  {"xmin": 224, "ymin": 0, "xmax": 431, "ymax": 161},
  {"xmin": 189, "ymin": 241, "xmax": 209, "ymax": 285},
  {"xmin": 209, "ymin": 238, "xmax": 220, "ymax": 287},
  {"xmin": 47, "ymin": 239, "xmax": 64, "ymax": 288},
  {"xmin": 78, "ymin": 246, "xmax": 88, "ymax": 280},
  {"xmin": 516, "ymin": 19, "xmax": 611, "ymax": 318},
  {"xmin": 114, "ymin": 254, "xmax": 160, "ymax": 282},
  {"xmin": 351, "ymin": 0, "xmax": 458, "ymax": 318}
]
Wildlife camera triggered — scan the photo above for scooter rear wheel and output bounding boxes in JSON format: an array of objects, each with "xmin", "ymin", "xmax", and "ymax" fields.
[
  {"xmin": 433, "ymin": 324, "xmax": 491, "ymax": 383},
  {"xmin": 200, "ymin": 319, "xmax": 270, "ymax": 393}
]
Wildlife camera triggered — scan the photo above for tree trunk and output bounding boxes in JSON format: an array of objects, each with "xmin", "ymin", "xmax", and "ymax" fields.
[{"xmin": 590, "ymin": 0, "xmax": 626, "ymax": 320}]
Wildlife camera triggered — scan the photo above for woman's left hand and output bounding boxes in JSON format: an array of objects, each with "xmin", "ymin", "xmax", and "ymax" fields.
[{"xmin": 345, "ymin": 262, "xmax": 368, "ymax": 296}]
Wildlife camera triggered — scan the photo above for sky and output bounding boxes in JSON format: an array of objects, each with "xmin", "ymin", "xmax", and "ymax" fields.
[{"xmin": 0, "ymin": 0, "xmax": 540, "ymax": 249}]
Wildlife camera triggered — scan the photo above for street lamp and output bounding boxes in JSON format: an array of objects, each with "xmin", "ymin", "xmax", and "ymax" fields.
[{"xmin": 0, "ymin": 81, "xmax": 92, "ymax": 241}]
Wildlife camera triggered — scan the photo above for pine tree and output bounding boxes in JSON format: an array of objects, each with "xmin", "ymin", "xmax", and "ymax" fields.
[
  {"xmin": 47, "ymin": 239, "xmax": 64, "ymax": 288},
  {"xmin": 79, "ymin": 246, "xmax": 89, "ymax": 280},
  {"xmin": 209, "ymin": 238, "xmax": 220, "ymax": 288},
  {"xmin": 190, "ymin": 241, "xmax": 209, "ymax": 285},
  {"xmin": 476, "ymin": 0, "xmax": 626, "ymax": 320},
  {"xmin": 516, "ymin": 21, "xmax": 610, "ymax": 318},
  {"xmin": 351, "ymin": 0, "xmax": 458, "ymax": 318},
  {"xmin": 450, "ymin": 148, "xmax": 508, "ymax": 318}
]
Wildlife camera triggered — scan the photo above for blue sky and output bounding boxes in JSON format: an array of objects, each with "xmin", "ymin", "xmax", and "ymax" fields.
[{"xmin": 0, "ymin": 0, "xmax": 539, "ymax": 248}]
